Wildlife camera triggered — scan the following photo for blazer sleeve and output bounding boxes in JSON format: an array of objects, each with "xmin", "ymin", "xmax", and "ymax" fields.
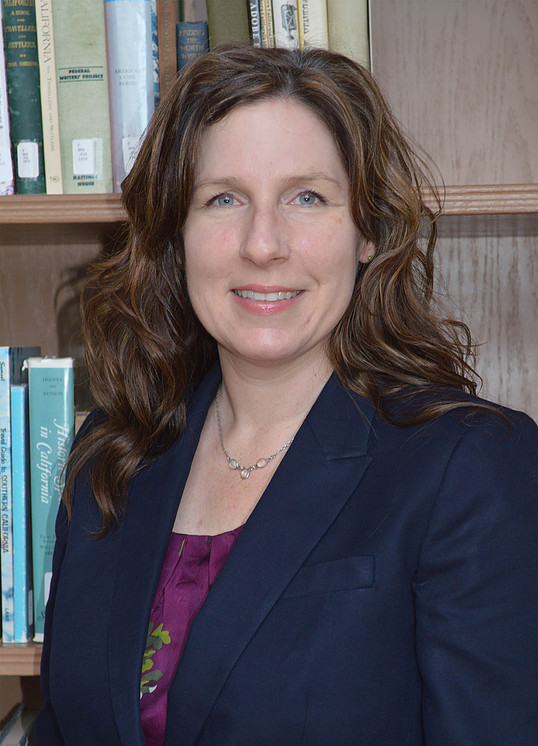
[
  {"xmin": 413, "ymin": 412, "xmax": 537, "ymax": 745},
  {"xmin": 33, "ymin": 498, "xmax": 68, "ymax": 745}
]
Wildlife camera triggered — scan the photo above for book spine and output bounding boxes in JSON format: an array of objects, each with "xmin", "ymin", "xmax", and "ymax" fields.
[
  {"xmin": 104, "ymin": 0, "xmax": 156, "ymax": 193},
  {"xmin": 156, "ymin": 0, "xmax": 180, "ymax": 98},
  {"xmin": 1, "ymin": 0, "xmax": 46, "ymax": 194},
  {"xmin": 150, "ymin": 0, "xmax": 159, "ymax": 108},
  {"xmin": 11, "ymin": 383, "xmax": 33, "ymax": 643},
  {"xmin": 327, "ymin": 0, "xmax": 370, "ymax": 70},
  {"xmin": 176, "ymin": 21, "xmax": 208, "ymax": 71},
  {"xmin": 28, "ymin": 357, "xmax": 74, "ymax": 641},
  {"xmin": 271, "ymin": 0, "xmax": 299, "ymax": 49},
  {"xmin": 36, "ymin": 0, "xmax": 63, "ymax": 194},
  {"xmin": 0, "ymin": 346, "xmax": 38, "ymax": 641},
  {"xmin": 259, "ymin": 0, "xmax": 275, "ymax": 48},
  {"xmin": 246, "ymin": 0, "xmax": 262, "ymax": 47},
  {"xmin": 0, "ymin": 347, "xmax": 14, "ymax": 642},
  {"xmin": 205, "ymin": 0, "xmax": 250, "ymax": 49},
  {"xmin": 0, "ymin": 3, "xmax": 15, "ymax": 195},
  {"xmin": 52, "ymin": 0, "xmax": 113, "ymax": 194},
  {"xmin": 297, "ymin": 0, "xmax": 328, "ymax": 49}
]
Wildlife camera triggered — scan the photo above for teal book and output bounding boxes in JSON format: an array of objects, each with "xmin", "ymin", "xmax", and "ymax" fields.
[
  {"xmin": 1, "ymin": 0, "xmax": 46, "ymax": 194},
  {"xmin": 28, "ymin": 357, "xmax": 74, "ymax": 641},
  {"xmin": 0, "ymin": 346, "xmax": 40, "ymax": 643},
  {"xmin": 176, "ymin": 21, "xmax": 208, "ymax": 70},
  {"xmin": 11, "ymin": 383, "xmax": 33, "ymax": 643}
]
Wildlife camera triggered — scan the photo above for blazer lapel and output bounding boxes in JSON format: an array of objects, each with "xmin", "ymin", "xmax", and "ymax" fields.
[
  {"xmin": 107, "ymin": 366, "xmax": 221, "ymax": 745},
  {"xmin": 165, "ymin": 375, "xmax": 375, "ymax": 745}
]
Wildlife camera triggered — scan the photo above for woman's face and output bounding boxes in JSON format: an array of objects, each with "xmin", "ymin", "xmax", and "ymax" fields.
[{"xmin": 183, "ymin": 97, "xmax": 371, "ymax": 371}]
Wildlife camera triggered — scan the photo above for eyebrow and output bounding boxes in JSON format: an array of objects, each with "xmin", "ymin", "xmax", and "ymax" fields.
[{"xmin": 193, "ymin": 172, "xmax": 344, "ymax": 190}]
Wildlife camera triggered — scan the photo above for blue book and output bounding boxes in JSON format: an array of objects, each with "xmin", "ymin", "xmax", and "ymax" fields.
[
  {"xmin": 0, "ymin": 346, "xmax": 40, "ymax": 643},
  {"xmin": 176, "ymin": 20, "xmax": 208, "ymax": 70},
  {"xmin": 11, "ymin": 384, "xmax": 33, "ymax": 643},
  {"xmin": 28, "ymin": 357, "xmax": 74, "ymax": 642}
]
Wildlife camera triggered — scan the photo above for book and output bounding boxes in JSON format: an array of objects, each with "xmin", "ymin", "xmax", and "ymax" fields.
[
  {"xmin": 246, "ymin": 0, "xmax": 262, "ymax": 47},
  {"xmin": 0, "ymin": 346, "xmax": 40, "ymax": 644},
  {"xmin": 150, "ymin": 0, "xmax": 160, "ymax": 109},
  {"xmin": 35, "ymin": 0, "xmax": 62, "ymax": 194},
  {"xmin": 178, "ymin": 0, "xmax": 208, "ymax": 22},
  {"xmin": 105, "ymin": 0, "xmax": 157, "ymax": 192},
  {"xmin": 0, "ymin": 703, "xmax": 37, "ymax": 746},
  {"xmin": 297, "ymin": 0, "xmax": 328, "ymax": 49},
  {"xmin": 0, "ymin": 3, "xmax": 14, "ymax": 195},
  {"xmin": 1, "ymin": 0, "xmax": 46, "ymax": 194},
  {"xmin": 156, "ymin": 0, "xmax": 180, "ymax": 98},
  {"xmin": 51, "ymin": 0, "xmax": 113, "ymax": 194},
  {"xmin": 259, "ymin": 0, "xmax": 275, "ymax": 48},
  {"xmin": 28, "ymin": 356, "xmax": 74, "ymax": 642},
  {"xmin": 327, "ymin": 0, "xmax": 370, "ymax": 70},
  {"xmin": 176, "ymin": 20, "xmax": 208, "ymax": 70},
  {"xmin": 206, "ymin": 0, "xmax": 250, "ymax": 49},
  {"xmin": 11, "ymin": 383, "xmax": 33, "ymax": 643},
  {"xmin": 271, "ymin": 1, "xmax": 299, "ymax": 49}
]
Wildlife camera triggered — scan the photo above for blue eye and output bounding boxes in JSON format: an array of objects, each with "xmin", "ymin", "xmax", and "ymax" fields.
[
  {"xmin": 294, "ymin": 191, "xmax": 324, "ymax": 206},
  {"xmin": 214, "ymin": 194, "xmax": 237, "ymax": 207},
  {"xmin": 205, "ymin": 193, "xmax": 238, "ymax": 207}
]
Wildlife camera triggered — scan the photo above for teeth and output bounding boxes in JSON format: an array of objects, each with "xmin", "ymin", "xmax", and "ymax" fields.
[{"xmin": 234, "ymin": 289, "xmax": 301, "ymax": 301}]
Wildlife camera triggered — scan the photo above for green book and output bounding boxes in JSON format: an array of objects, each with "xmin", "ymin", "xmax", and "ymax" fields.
[
  {"xmin": 52, "ymin": 0, "xmax": 113, "ymax": 194},
  {"xmin": 1, "ymin": 0, "xmax": 46, "ymax": 193},
  {"xmin": 206, "ymin": 0, "xmax": 250, "ymax": 49},
  {"xmin": 28, "ymin": 357, "xmax": 74, "ymax": 641}
]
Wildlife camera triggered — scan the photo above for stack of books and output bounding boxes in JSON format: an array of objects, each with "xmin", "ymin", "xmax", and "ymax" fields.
[
  {"xmin": 0, "ymin": 0, "xmax": 370, "ymax": 197},
  {"xmin": 0, "ymin": 347, "xmax": 78, "ymax": 645}
]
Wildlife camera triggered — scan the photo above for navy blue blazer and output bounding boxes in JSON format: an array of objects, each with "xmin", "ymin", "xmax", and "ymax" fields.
[{"xmin": 35, "ymin": 366, "xmax": 537, "ymax": 745}]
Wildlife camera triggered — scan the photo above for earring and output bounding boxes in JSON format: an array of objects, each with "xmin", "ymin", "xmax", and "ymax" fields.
[{"xmin": 367, "ymin": 255, "xmax": 374, "ymax": 262}]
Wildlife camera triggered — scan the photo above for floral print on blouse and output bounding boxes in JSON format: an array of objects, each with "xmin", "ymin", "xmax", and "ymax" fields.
[{"xmin": 139, "ymin": 527, "xmax": 243, "ymax": 746}]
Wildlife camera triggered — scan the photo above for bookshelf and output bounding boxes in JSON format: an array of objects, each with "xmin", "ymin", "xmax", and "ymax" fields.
[{"xmin": 0, "ymin": 0, "xmax": 536, "ymax": 721}]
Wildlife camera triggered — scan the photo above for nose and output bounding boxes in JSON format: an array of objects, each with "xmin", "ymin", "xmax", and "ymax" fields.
[{"xmin": 240, "ymin": 205, "xmax": 290, "ymax": 265}]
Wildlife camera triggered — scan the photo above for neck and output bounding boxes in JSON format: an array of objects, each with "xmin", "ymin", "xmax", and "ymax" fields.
[{"xmin": 216, "ymin": 349, "xmax": 334, "ymax": 435}]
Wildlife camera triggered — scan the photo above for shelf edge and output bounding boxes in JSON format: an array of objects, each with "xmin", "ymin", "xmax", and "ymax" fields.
[{"xmin": 1, "ymin": 186, "xmax": 537, "ymax": 223}]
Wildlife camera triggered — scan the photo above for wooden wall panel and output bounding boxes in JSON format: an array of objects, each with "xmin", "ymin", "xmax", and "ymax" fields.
[
  {"xmin": 370, "ymin": 0, "xmax": 538, "ymax": 185},
  {"xmin": 0, "ymin": 237, "xmax": 101, "ymax": 358},
  {"xmin": 436, "ymin": 224, "xmax": 538, "ymax": 421}
]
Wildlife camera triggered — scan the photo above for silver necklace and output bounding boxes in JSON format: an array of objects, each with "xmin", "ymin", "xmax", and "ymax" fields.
[{"xmin": 215, "ymin": 385, "xmax": 294, "ymax": 479}]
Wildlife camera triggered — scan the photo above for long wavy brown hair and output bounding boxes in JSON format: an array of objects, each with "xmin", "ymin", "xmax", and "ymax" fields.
[{"xmin": 65, "ymin": 44, "xmax": 481, "ymax": 532}]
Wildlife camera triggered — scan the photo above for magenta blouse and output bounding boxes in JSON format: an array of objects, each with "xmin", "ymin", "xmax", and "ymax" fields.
[{"xmin": 139, "ymin": 526, "xmax": 243, "ymax": 746}]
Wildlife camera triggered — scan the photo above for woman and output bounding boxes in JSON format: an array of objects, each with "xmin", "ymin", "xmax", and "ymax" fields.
[{"xmin": 35, "ymin": 45, "xmax": 536, "ymax": 745}]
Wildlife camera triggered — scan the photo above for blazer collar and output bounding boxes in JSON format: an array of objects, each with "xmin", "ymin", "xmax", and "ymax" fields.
[
  {"xmin": 107, "ymin": 365, "xmax": 375, "ymax": 745},
  {"xmin": 107, "ymin": 366, "xmax": 221, "ymax": 745},
  {"xmin": 165, "ymin": 371, "xmax": 375, "ymax": 745}
]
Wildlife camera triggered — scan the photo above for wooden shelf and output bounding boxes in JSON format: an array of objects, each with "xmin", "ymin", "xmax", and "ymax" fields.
[
  {"xmin": 436, "ymin": 185, "xmax": 538, "ymax": 215},
  {"xmin": 0, "ymin": 193, "xmax": 126, "ymax": 224},
  {"xmin": 0, "ymin": 644, "xmax": 42, "ymax": 677},
  {"xmin": 0, "ymin": 185, "xmax": 537, "ymax": 225}
]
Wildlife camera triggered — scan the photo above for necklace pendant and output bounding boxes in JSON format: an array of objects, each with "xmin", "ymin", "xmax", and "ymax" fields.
[
  {"xmin": 240, "ymin": 468, "xmax": 251, "ymax": 479},
  {"xmin": 228, "ymin": 458, "xmax": 239, "ymax": 470},
  {"xmin": 256, "ymin": 457, "xmax": 269, "ymax": 468}
]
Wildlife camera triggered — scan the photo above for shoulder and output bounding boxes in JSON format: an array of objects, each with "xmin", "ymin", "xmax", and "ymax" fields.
[
  {"xmin": 348, "ymin": 385, "xmax": 536, "ymax": 500},
  {"xmin": 372, "ymin": 385, "xmax": 536, "ymax": 448}
]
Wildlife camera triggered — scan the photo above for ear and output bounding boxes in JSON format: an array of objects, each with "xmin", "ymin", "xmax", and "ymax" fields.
[{"xmin": 357, "ymin": 240, "xmax": 376, "ymax": 264}]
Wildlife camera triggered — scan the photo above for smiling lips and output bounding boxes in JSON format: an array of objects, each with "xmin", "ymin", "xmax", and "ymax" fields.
[{"xmin": 233, "ymin": 289, "xmax": 302, "ymax": 301}]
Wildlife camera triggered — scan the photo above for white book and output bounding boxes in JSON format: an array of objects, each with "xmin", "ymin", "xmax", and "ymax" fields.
[
  {"xmin": 105, "ymin": 0, "xmax": 156, "ymax": 192},
  {"xmin": 36, "ymin": 0, "xmax": 63, "ymax": 194},
  {"xmin": 271, "ymin": 1, "xmax": 299, "ymax": 49},
  {"xmin": 297, "ymin": 0, "xmax": 328, "ymax": 49},
  {"xmin": 327, "ymin": 0, "xmax": 370, "ymax": 70},
  {"xmin": 0, "ymin": 4, "xmax": 15, "ymax": 195}
]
